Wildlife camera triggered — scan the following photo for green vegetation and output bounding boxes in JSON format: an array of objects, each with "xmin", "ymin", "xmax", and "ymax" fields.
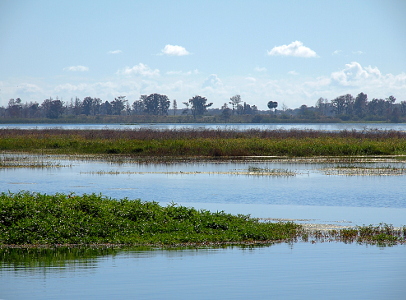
[
  {"xmin": 0, "ymin": 192, "xmax": 403, "ymax": 247},
  {"xmin": 2, "ymin": 128, "xmax": 406, "ymax": 157},
  {"xmin": 2, "ymin": 92, "xmax": 405, "ymax": 123},
  {"xmin": 0, "ymin": 192, "xmax": 300, "ymax": 246},
  {"xmin": 310, "ymin": 224, "xmax": 406, "ymax": 246}
]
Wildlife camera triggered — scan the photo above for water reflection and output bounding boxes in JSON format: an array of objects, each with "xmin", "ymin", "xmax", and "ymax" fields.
[{"xmin": 1, "ymin": 243, "xmax": 405, "ymax": 299}]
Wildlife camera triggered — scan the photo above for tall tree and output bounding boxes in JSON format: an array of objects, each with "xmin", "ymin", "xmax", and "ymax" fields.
[
  {"xmin": 111, "ymin": 96, "xmax": 127, "ymax": 115},
  {"xmin": 331, "ymin": 95, "xmax": 346, "ymax": 115},
  {"xmin": 267, "ymin": 101, "xmax": 278, "ymax": 114},
  {"xmin": 172, "ymin": 99, "xmax": 177, "ymax": 116},
  {"xmin": 6, "ymin": 98, "xmax": 22, "ymax": 117},
  {"xmin": 41, "ymin": 98, "xmax": 65, "ymax": 119},
  {"xmin": 229, "ymin": 95, "xmax": 242, "ymax": 114},
  {"xmin": 142, "ymin": 94, "xmax": 170, "ymax": 115},
  {"xmin": 189, "ymin": 95, "xmax": 212, "ymax": 119},
  {"xmin": 353, "ymin": 93, "xmax": 368, "ymax": 118},
  {"xmin": 221, "ymin": 103, "xmax": 232, "ymax": 121},
  {"xmin": 132, "ymin": 99, "xmax": 145, "ymax": 115},
  {"xmin": 82, "ymin": 97, "xmax": 101, "ymax": 116}
]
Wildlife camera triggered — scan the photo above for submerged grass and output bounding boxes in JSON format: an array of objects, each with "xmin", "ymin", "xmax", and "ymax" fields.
[
  {"xmin": 2, "ymin": 128, "xmax": 406, "ymax": 157},
  {"xmin": 0, "ymin": 192, "xmax": 300, "ymax": 246}
]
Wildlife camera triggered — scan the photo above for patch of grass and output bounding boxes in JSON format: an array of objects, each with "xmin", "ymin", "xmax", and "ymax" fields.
[
  {"xmin": 0, "ymin": 192, "xmax": 300, "ymax": 246},
  {"xmin": 2, "ymin": 128, "xmax": 406, "ymax": 157}
]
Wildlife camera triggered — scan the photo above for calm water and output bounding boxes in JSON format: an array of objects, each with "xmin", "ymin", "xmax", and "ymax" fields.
[
  {"xmin": 1, "ymin": 243, "xmax": 405, "ymax": 300},
  {"xmin": 3, "ymin": 122, "xmax": 406, "ymax": 131},
  {"xmin": 1, "ymin": 124, "xmax": 406, "ymax": 299},
  {"xmin": 2, "ymin": 155, "xmax": 406, "ymax": 226}
]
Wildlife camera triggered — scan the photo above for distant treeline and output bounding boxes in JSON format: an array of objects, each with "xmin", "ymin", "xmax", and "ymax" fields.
[{"xmin": 0, "ymin": 92, "xmax": 404, "ymax": 123}]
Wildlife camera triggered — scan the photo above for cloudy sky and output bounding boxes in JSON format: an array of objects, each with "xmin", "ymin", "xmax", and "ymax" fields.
[{"xmin": 1, "ymin": 0, "xmax": 405, "ymax": 110}]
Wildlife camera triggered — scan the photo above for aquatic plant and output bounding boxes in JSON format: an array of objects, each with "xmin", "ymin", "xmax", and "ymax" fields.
[{"xmin": 0, "ymin": 192, "xmax": 300, "ymax": 246}]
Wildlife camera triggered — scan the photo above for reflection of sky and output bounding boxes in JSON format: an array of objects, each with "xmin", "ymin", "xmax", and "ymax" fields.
[
  {"xmin": 2, "ymin": 154, "xmax": 406, "ymax": 226},
  {"xmin": 1, "ymin": 243, "xmax": 406, "ymax": 299}
]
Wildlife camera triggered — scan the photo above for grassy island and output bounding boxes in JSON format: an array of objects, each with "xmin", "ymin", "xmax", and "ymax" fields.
[
  {"xmin": 2, "ymin": 128, "xmax": 406, "ymax": 157},
  {"xmin": 0, "ymin": 192, "xmax": 404, "ymax": 248},
  {"xmin": 0, "ymin": 192, "xmax": 300, "ymax": 246}
]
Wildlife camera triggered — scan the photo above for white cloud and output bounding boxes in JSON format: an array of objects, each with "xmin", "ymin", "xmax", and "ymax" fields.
[
  {"xmin": 288, "ymin": 70, "xmax": 299, "ymax": 76},
  {"xmin": 118, "ymin": 63, "xmax": 160, "ymax": 77},
  {"xmin": 331, "ymin": 62, "xmax": 379, "ymax": 86},
  {"xmin": 54, "ymin": 83, "xmax": 89, "ymax": 92},
  {"xmin": 161, "ymin": 44, "xmax": 190, "ymax": 56},
  {"xmin": 332, "ymin": 50, "xmax": 342, "ymax": 55},
  {"xmin": 267, "ymin": 41, "xmax": 317, "ymax": 58},
  {"xmin": 2, "ymin": 62, "xmax": 406, "ymax": 111},
  {"xmin": 254, "ymin": 67, "xmax": 267, "ymax": 72},
  {"xmin": 166, "ymin": 69, "xmax": 199, "ymax": 76},
  {"xmin": 63, "ymin": 65, "xmax": 89, "ymax": 72},
  {"xmin": 352, "ymin": 50, "xmax": 363, "ymax": 55},
  {"xmin": 16, "ymin": 83, "xmax": 43, "ymax": 93},
  {"xmin": 108, "ymin": 50, "xmax": 122, "ymax": 54},
  {"xmin": 202, "ymin": 74, "xmax": 223, "ymax": 89}
]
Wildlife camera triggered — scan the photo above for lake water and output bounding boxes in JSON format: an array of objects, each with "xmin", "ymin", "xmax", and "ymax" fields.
[
  {"xmin": 3, "ymin": 121, "xmax": 406, "ymax": 131},
  {"xmin": 1, "ymin": 124, "xmax": 406, "ymax": 299},
  {"xmin": 1, "ymin": 243, "xmax": 405, "ymax": 300}
]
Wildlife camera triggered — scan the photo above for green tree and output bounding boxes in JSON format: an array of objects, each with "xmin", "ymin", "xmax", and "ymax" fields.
[
  {"xmin": 221, "ymin": 103, "xmax": 232, "ymax": 121},
  {"xmin": 111, "ymin": 96, "xmax": 127, "ymax": 115},
  {"xmin": 189, "ymin": 95, "xmax": 213, "ymax": 119},
  {"xmin": 100, "ymin": 101, "xmax": 112, "ymax": 115},
  {"xmin": 82, "ymin": 97, "xmax": 101, "ymax": 116},
  {"xmin": 132, "ymin": 99, "xmax": 145, "ymax": 115},
  {"xmin": 267, "ymin": 101, "xmax": 278, "ymax": 114},
  {"xmin": 331, "ymin": 95, "xmax": 346, "ymax": 115},
  {"xmin": 142, "ymin": 93, "xmax": 170, "ymax": 115},
  {"xmin": 229, "ymin": 95, "xmax": 242, "ymax": 114},
  {"xmin": 353, "ymin": 93, "xmax": 368, "ymax": 118},
  {"xmin": 41, "ymin": 98, "xmax": 65, "ymax": 119},
  {"xmin": 172, "ymin": 99, "xmax": 177, "ymax": 115},
  {"xmin": 6, "ymin": 98, "xmax": 22, "ymax": 117}
]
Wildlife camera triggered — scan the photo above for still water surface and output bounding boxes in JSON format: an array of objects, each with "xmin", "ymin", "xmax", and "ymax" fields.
[
  {"xmin": 1, "ymin": 125, "xmax": 406, "ymax": 299},
  {"xmin": 2, "ymin": 155, "xmax": 406, "ymax": 226},
  {"xmin": 1, "ymin": 243, "xmax": 405, "ymax": 300},
  {"xmin": 3, "ymin": 122, "xmax": 406, "ymax": 131}
]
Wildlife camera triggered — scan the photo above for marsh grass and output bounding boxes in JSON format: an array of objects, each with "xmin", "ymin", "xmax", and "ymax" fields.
[
  {"xmin": 2, "ymin": 128, "xmax": 406, "ymax": 157},
  {"xmin": 0, "ymin": 192, "xmax": 300, "ymax": 246},
  {"xmin": 82, "ymin": 167, "xmax": 297, "ymax": 177},
  {"xmin": 322, "ymin": 164, "xmax": 406, "ymax": 176},
  {"xmin": 298, "ymin": 223, "xmax": 406, "ymax": 246},
  {"xmin": 0, "ymin": 155, "xmax": 68, "ymax": 169}
]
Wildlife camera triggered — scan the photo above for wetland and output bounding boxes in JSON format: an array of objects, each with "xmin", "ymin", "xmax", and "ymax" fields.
[{"xmin": 1, "ymin": 125, "xmax": 406, "ymax": 299}]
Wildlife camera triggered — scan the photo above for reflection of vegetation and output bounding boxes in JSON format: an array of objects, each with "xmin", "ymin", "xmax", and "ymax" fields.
[
  {"xmin": 2, "ymin": 128, "xmax": 406, "ymax": 157},
  {"xmin": 0, "ymin": 246, "xmax": 119, "ymax": 268},
  {"xmin": 0, "ymin": 192, "xmax": 300, "ymax": 246}
]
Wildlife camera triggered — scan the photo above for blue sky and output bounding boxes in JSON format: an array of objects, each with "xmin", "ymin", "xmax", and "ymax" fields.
[{"xmin": 1, "ymin": 0, "xmax": 405, "ymax": 110}]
